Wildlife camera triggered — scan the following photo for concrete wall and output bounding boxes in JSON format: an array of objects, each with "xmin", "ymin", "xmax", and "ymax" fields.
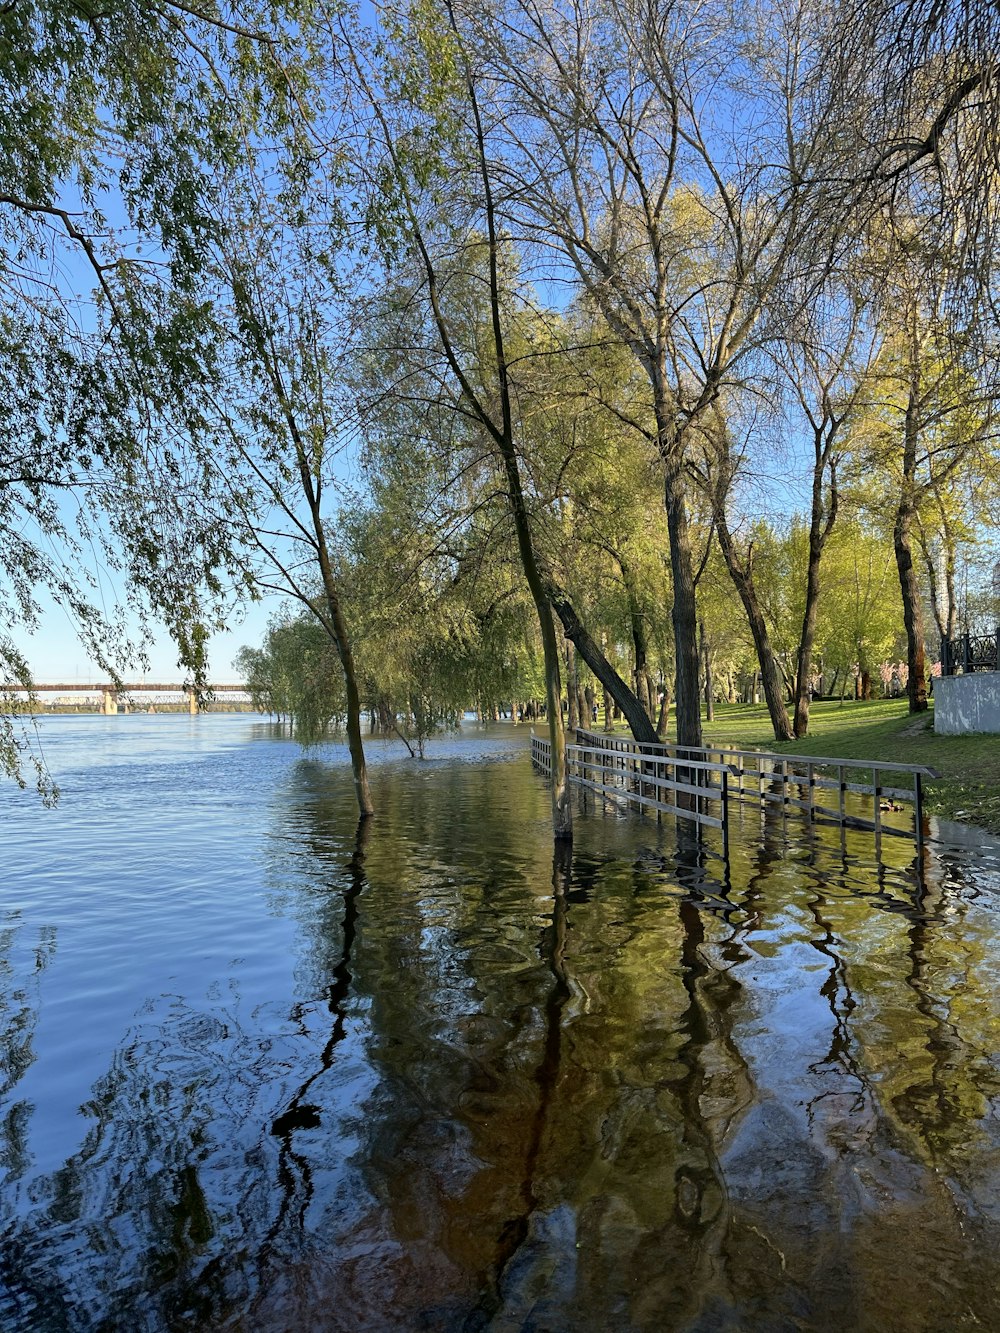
[{"xmin": 934, "ymin": 672, "xmax": 1000, "ymax": 734}]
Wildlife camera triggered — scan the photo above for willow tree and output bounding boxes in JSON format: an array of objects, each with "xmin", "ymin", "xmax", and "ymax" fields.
[
  {"xmin": 355, "ymin": 82, "xmax": 574, "ymax": 833},
  {"xmin": 0, "ymin": 0, "xmax": 315, "ymax": 797},
  {"xmin": 207, "ymin": 187, "xmax": 377, "ymax": 814},
  {"xmin": 543, "ymin": 329, "xmax": 675, "ymax": 728},
  {"xmin": 342, "ymin": 5, "xmax": 655, "ymax": 835},
  {"xmin": 342, "ymin": 496, "xmax": 541, "ymax": 751},
  {"xmin": 816, "ymin": 519, "xmax": 904, "ymax": 698}
]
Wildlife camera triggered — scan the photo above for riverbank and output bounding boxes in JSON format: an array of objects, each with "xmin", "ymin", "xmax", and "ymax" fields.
[
  {"xmin": 14, "ymin": 702, "xmax": 257, "ymax": 714},
  {"xmin": 688, "ymin": 699, "xmax": 998, "ymax": 836}
]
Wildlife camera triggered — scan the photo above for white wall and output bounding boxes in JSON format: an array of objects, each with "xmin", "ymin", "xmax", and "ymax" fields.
[{"xmin": 935, "ymin": 673, "xmax": 1000, "ymax": 735}]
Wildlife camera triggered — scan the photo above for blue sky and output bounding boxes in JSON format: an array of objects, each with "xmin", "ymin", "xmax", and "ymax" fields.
[{"xmin": 22, "ymin": 581, "xmax": 277, "ymax": 685}]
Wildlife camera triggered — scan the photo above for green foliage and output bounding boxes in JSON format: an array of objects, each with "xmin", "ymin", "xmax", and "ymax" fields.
[
  {"xmin": 343, "ymin": 489, "xmax": 544, "ymax": 745},
  {"xmin": 237, "ymin": 616, "xmax": 346, "ymax": 742},
  {"xmin": 7, "ymin": 0, "xmax": 1000, "ymax": 811},
  {"xmin": 0, "ymin": 0, "xmax": 321, "ymax": 795}
]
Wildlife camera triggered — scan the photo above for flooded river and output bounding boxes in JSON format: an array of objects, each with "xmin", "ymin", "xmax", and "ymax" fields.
[{"xmin": 2, "ymin": 716, "xmax": 1000, "ymax": 1331}]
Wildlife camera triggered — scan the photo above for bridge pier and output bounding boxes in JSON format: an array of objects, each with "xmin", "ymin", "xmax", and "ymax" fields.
[
  {"xmin": 185, "ymin": 687, "xmax": 198, "ymax": 716},
  {"xmin": 102, "ymin": 689, "xmax": 118, "ymax": 716}
]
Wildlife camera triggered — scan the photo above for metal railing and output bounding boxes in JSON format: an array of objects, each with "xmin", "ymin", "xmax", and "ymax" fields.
[{"xmin": 532, "ymin": 728, "xmax": 941, "ymax": 850}]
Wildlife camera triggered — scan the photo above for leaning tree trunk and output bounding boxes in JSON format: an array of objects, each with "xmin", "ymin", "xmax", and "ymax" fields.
[
  {"xmin": 715, "ymin": 511, "xmax": 794, "ymax": 742},
  {"xmin": 409, "ymin": 60, "xmax": 571, "ymax": 838},
  {"xmin": 547, "ymin": 588, "xmax": 659, "ymax": 744},
  {"xmin": 500, "ymin": 487, "xmax": 571, "ymax": 837}
]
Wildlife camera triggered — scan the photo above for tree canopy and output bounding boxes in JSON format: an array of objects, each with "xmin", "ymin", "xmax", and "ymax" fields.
[{"xmin": 4, "ymin": 0, "xmax": 999, "ymax": 827}]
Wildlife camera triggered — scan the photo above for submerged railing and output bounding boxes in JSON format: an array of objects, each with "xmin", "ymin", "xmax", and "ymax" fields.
[{"xmin": 532, "ymin": 727, "xmax": 941, "ymax": 850}]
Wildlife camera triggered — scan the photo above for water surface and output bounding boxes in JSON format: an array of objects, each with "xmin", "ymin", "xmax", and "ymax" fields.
[{"xmin": 2, "ymin": 716, "xmax": 1000, "ymax": 1331}]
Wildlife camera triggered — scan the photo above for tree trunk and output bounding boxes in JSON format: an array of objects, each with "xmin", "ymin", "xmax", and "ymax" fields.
[
  {"xmin": 793, "ymin": 569, "xmax": 820, "ymax": 733},
  {"xmin": 896, "ymin": 388, "xmax": 928, "ymax": 712},
  {"xmin": 239, "ymin": 296, "xmax": 374, "ymax": 819},
  {"xmin": 409, "ymin": 51, "xmax": 571, "ymax": 838},
  {"xmin": 714, "ymin": 511, "xmax": 794, "ymax": 741},
  {"xmin": 895, "ymin": 500, "xmax": 927, "ymax": 711},
  {"xmin": 547, "ymin": 588, "xmax": 659, "ymax": 744},
  {"xmin": 497, "ymin": 451, "xmax": 571, "ymax": 836},
  {"xmin": 700, "ymin": 619, "xmax": 714, "ymax": 722},
  {"xmin": 565, "ymin": 637, "xmax": 579, "ymax": 731},
  {"xmin": 316, "ymin": 541, "xmax": 374, "ymax": 817},
  {"xmin": 577, "ymin": 682, "xmax": 589, "ymax": 731},
  {"xmin": 793, "ymin": 455, "xmax": 838, "ymax": 738},
  {"xmin": 663, "ymin": 455, "xmax": 703, "ymax": 749}
]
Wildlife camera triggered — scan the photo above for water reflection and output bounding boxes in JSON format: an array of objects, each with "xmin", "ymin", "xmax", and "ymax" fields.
[
  {"xmin": 2, "ymin": 721, "xmax": 1000, "ymax": 1329},
  {"xmin": 0, "ymin": 917, "xmax": 56, "ymax": 1185}
]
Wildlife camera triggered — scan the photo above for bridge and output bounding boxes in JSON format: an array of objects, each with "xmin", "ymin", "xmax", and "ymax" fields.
[{"xmin": 7, "ymin": 683, "xmax": 251, "ymax": 715}]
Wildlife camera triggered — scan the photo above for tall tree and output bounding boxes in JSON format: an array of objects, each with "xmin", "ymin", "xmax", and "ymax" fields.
[
  {"xmin": 778, "ymin": 294, "xmax": 881, "ymax": 734},
  {"xmin": 345, "ymin": 11, "xmax": 575, "ymax": 835},
  {"xmin": 472, "ymin": 0, "xmax": 847, "ymax": 748},
  {"xmin": 850, "ymin": 256, "xmax": 994, "ymax": 711},
  {"xmin": 211, "ymin": 213, "xmax": 376, "ymax": 814}
]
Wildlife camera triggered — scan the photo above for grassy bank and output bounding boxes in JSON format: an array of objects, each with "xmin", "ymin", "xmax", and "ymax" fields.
[
  {"xmin": 683, "ymin": 699, "xmax": 999, "ymax": 837},
  {"xmin": 602, "ymin": 697, "xmax": 998, "ymax": 835}
]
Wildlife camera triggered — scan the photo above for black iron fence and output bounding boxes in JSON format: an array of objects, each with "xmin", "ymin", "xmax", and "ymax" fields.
[{"xmin": 941, "ymin": 629, "xmax": 1000, "ymax": 676}]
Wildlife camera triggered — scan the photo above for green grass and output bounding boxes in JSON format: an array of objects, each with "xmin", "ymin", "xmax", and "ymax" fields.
[
  {"xmin": 607, "ymin": 698, "xmax": 1000, "ymax": 836},
  {"xmin": 708, "ymin": 699, "xmax": 1000, "ymax": 836}
]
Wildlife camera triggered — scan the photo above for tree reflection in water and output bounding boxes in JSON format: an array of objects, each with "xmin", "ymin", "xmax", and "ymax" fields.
[
  {"xmin": 264, "ymin": 816, "xmax": 371, "ymax": 1253},
  {"xmin": 2, "ymin": 741, "xmax": 1000, "ymax": 1331}
]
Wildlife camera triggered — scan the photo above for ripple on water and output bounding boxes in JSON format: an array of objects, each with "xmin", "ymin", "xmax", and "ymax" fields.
[{"xmin": 3, "ymin": 716, "xmax": 1000, "ymax": 1332}]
